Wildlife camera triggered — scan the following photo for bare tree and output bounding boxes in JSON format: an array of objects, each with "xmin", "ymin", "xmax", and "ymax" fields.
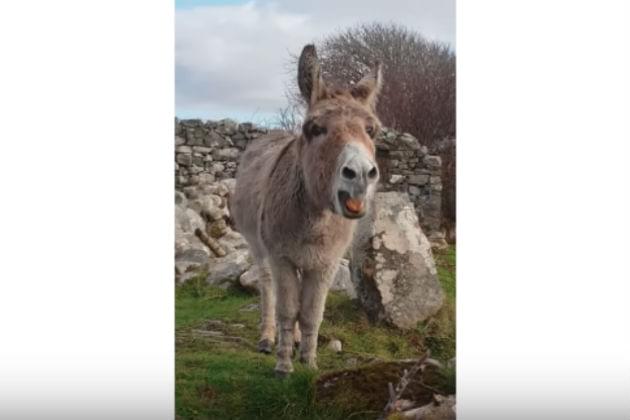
[{"xmin": 316, "ymin": 22, "xmax": 455, "ymax": 149}]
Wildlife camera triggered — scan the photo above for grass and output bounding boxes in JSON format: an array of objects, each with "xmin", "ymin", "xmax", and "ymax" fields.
[{"xmin": 175, "ymin": 245, "xmax": 455, "ymax": 419}]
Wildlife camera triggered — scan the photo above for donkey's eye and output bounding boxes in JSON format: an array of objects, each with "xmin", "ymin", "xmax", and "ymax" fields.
[
  {"xmin": 366, "ymin": 125, "xmax": 377, "ymax": 138},
  {"xmin": 310, "ymin": 124, "xmax": 327, "ymax": 137}
]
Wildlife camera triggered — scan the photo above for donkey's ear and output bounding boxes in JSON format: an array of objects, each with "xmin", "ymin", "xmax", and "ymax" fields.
[
  {"xmin": 298, "ymin": 44, "xmax": 327, "ymax": 106},
  {"xmin": 351, "ymin": 62, "xmax": 383, "ymax": 109}
]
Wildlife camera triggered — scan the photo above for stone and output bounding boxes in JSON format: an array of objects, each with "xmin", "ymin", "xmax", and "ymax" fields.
[
  {"xmin": 239, "ymin": 122, "xmax": 254, "ymax": 131},
  {"xmin": 176, "ymin": 153, "xmax": 192, "ymax": 166},
  {"xmin": 218, "ymin": 228, "xmax": 248, "ymax": 253},
  {"xmin": 192, "ymin": 155, "xmax": 204, "ymax": 167},
  {"xmin": 408, "ymin": 185, "xmax": 421, "ymax": 196},
  {"xmin": 424, "ymin": 155, "xmax": 442, "ymax": 170},
  {"xmin": 175, "ymin": 190, "xmax": 186, "ymax": 206},
  {"xmin": 351, "ymin": 192, "xmax": 444, "ymax": 329},
  {"xmin": 207, "ymin": 219, "xmax": 228, "ymax": 238},
  {"xmin": 176, "ymin": 145, "xmax": 192, "ymax": 154},
  {"xmin": 220, "ymin": 178, "xmax": 237, "ymax": 196},
  {"xmin": 175, "ymin": 204, "xmax": 206, "ymax": 235},
  {"xmin": 218, "ymin": 118, "xmax": 238, "ymax": 134},
  {"xmin": 206, "ymin": 249, "xmax": 252, "ymax": 287},
  {"xmin": 398, "ymin": 132, "xmax": 421, "ymax": 150},
  {"xmin": 204, "ymin": 131, "xmax": 231, "ymax": 148},
  {"xmin": 208, "ymin": 162, "xmax": 225, "ymax": 174},
  {"xmin": 176, "ymin": 175, "xmax": 189, "ymax": 186},
  {"xmin": 189, "ymin": 195, "xmax": 225, "ymax": 222},
  {"xmin": 214, "ymin": 148, "xmax": 240, "ymax": 161},
  {"xmin": 198, "ymin": 172, "xmax": 215, "ymax": 184},
  {"xmin": 202, "ymin": 182, "xmax": 230, "ymax": 197},
  {"xmin": 408, "ymin": 174, "xmax": 430, "ymax": 186},
  {"xmin": 238, "ymin": 264, "xmax": 263, "ymax": 294},
  {"xmin": 192, "ymin": 146, "xmax": 212, "ymax": 154},
  {"xmin": 327, "ymin": 339, "xmax": 342, "ymax": 353},
  {"xmin": 389, "ymin": 174, "xmax": 404, "ymax": 184},
  {"xmin": 330, "ymin": 259, "xmax": 357, "ymax": 298},
  {"xmin": 175, "ymin": 136, "xmax": 185, "ymax": 146},
  {"xmin": 182, "ymin": 185, "xmax": 200, "ymax": 199}
]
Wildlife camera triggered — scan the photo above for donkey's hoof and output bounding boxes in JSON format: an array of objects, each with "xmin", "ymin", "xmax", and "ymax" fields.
[
  {"xmin": 274, "ymin": 361, "xmax": 294, "ymax": 378},
  {"xmin": 257, "ymin": 339, "xmax": 274, "ymax": 354}
]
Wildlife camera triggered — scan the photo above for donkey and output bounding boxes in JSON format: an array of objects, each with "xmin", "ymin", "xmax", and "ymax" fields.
[{"xmin": 231, "ymin": 44, "xmax": 383, "ymax": 376}]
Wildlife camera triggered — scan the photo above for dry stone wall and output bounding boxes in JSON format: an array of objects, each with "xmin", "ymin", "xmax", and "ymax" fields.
[{"xmin": 174, "ymin": 118, "xmax": 446, "ymax": 246}]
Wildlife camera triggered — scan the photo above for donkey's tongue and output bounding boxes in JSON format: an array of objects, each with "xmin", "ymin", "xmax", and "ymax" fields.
[{"xmin": 345, "ymin": 197, "xmax": 364, "ymax": 214}]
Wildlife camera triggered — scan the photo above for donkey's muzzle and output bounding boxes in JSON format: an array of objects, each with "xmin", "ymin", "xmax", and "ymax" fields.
[
  {"xmin": 335, "ymin": 143, "xmax": 379, "ymax": 219},
  {"xmin": 337, "ymin": 190, "xmax": 366, "ymax": 219}
]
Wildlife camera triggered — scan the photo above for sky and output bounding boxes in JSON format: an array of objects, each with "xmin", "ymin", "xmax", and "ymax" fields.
[{"xmin": 175, "ymin": 0, "xmax": 455, "ymax": 125}]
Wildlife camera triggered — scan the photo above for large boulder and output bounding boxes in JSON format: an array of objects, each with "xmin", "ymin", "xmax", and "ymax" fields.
[
  {"xmin": 351, "ymin": 192, "xmax": 444, "ymax": 328},
  {"xmin": 205, "ymin": 249, "xmax": 252, "ymax": 288},
  {"xmin": 175, "ymin": 204, "xmax": 211, "ymax": 280}
]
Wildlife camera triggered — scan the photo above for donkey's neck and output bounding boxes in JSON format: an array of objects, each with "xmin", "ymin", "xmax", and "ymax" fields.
[{"xmin": 267, "ymin": 135, "xmax": 347, "ymax": 228}]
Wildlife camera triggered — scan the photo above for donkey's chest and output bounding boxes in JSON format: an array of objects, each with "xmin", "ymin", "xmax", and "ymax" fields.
[{"xmin": 266, "ymin": 213, "xmax": 355, "ymax": 270}]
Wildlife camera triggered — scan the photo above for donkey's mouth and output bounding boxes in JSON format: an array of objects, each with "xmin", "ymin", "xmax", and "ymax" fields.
[{"xmin": 337, "ymin": 190, "xmax": 365, "ymax": 219}]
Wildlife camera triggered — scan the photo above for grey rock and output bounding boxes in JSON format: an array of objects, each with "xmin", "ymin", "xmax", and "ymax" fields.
[
  {"xmin": 192, "ymin": 155, "xmax": 205, "ymax": 167},
  {"xmin": 239, "ymin": 122, "xmax": 254, "ymax": 131},
  {"xmin": 330, "ymin": 259, "xmax": 357, "ymax": 298},
  {"xmin": 408, "ymin": 174, "xmax": 430, "ymax": 186},
  {"xmin": 351, "ymin": 192, "xmax": 444, "ymax": 329},
  {"xmin": 198, "ymin": 172, "xmax": 215, "ymax": 184},
  {"xmin": 327, "ymin": 339, "xmax": 342, "ymax": 353},
  {"xmin": 220, "ymin": 178, "xmax": 237, "ymax": 196},
  {"xmin": 214, "ymin": 148, "xmax": 240, "ymax": 161},
  {"xmin": 175, "ymin": 136, "xmax": 185, "ymax": 146},
  {"xmin": 192, "ymin": 146, "xmax": 212, "ymax": 154},
  {"xmin": 175, "ymin": 190, "xmax": 187, "ymax": 206},
  {"xmin": 218, "ymin": 118, "xmax": 238, "ymax": 134},
  {"xmin": 175, "ymin": 204, "xmax": 206, "ymax": 235},
  {"xmin": 424, "ymin": 155, "xmax": 442, "ymax": 169},
  {"xmin": 208, "ymin": 162, "xmax": 225, "ymax": 174},
  {"xmin": 189, "ymin": 194, "xmax": 225, "ymax": 222},
  {"xmin": 408, "ymin": 185, "xmax": 421, "ymax": 196},
  {"xmin": 182, "ymin": 185, "xmax": 200, "ymax": 199},
  {"xmin": 398, "ymin": 132, "xmax": 421, "ymax": 150},
  {"xmin": 176, "ymin": 153, "xmax": 192, "ymax": 166},
  {"xmin": 176, "ymin": 145, "xmax": 192, "ymax": 154},
  {"xmin": 389, "ymin": 174, "xmax": 404, "ymax": 184},
  {"xmin": 218, "ymin": 228, "xmax": 248, "ymax": 253},
  {"xmin": 207, "ymin": 219, "xmax": 228, "ymax": 238},
  {"xmin": 206, "ymin": 250, "xmax": 252, "ymax": 287},
  {"xmin": 238, "ymin": 264, "xmax": 263, "ymax": 294}
]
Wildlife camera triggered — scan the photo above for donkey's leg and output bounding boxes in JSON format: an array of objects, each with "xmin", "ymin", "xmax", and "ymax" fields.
[
  {"xmin": 269, "ymin": 256, "xmax": 300, "ymax": 377},
  {"xmin": 257, "ymin": 261, "xmax": 276, "ymax": 354},
  {"xmin": 293, "ymin": 321, "xmax": 302, "ymax": 347},
  {"xmin": 298, "ymin": 265, "xmax": 337, "ymax": 369}
]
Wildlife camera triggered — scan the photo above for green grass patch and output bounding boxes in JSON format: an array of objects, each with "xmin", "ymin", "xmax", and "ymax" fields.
[{"xmin": 175, "ymin": 245, "xmax": 456, "ymax": 419}]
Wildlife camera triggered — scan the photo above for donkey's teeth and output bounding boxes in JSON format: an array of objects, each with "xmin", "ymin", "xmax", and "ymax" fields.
[{"xmin": 345, "ymin": 198, "xmax": 364, "ymax": 213}]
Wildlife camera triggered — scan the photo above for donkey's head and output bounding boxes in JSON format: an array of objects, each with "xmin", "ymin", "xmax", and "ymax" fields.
[{"xmin": 297, "ymin": 44, "xmax": 382, "ymax": 219}]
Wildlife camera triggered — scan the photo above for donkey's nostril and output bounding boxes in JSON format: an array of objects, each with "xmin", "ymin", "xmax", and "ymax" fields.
[
  {"xmin": 368, "ymin": 166, "xmax": 378, "ymax": 179},
  {"xmin": 342, "ymin": 167, "xmax": 356, "ymax": 180}
]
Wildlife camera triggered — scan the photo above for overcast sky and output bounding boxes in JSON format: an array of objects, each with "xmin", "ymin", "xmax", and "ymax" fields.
[{"xmin": 176, "ymin": 0, "xmax": 455, "ymax": 124}]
